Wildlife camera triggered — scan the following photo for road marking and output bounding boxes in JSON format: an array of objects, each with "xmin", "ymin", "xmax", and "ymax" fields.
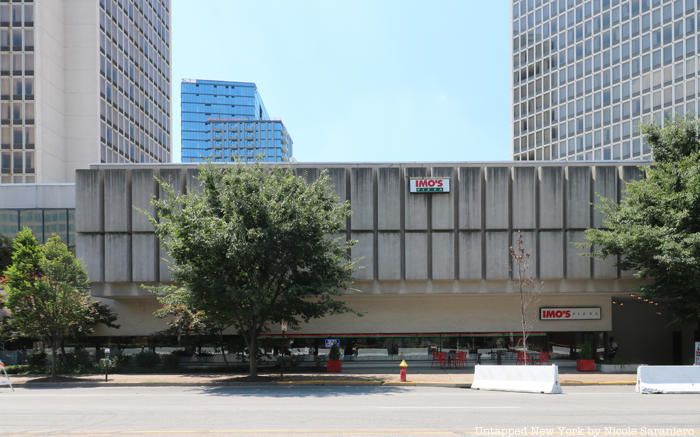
[{"xmin": 377, "ymin": 406, "xmax": 520, "ymax": 409}]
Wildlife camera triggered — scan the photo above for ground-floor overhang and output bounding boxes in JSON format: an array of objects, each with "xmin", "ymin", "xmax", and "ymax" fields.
[{"xmin": 93, "ymin": 292, "xmax": 615, "ymax": 337}]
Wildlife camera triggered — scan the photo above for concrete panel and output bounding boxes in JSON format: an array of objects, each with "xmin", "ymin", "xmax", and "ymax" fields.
[
  {"xmin": 132, "ymin": 234, "xmax": 157, "ymax": 283},
  {"xmin": 512, "ymin": 167, "xmax": 536, "ymax": 230},
  {"xmin": 327, "ymin": 168, "xmax": 348, "ymax": 231},
  {"xmin": 131, "ymin": 169, "xmax": 157, "ymax": 232},
  {"xmin": 621, "ymin": 165, "xmax": 645, "ymax": 199},
  {"xmin": 539, "ymin": 167, "xmax": 563, "ymax": 229},
  {"xmin": 485, "ymin": 167, "xmax": 510, "ymax": 229},
  {"xmin": 75, "ymin": 169, "xmax": 102, "ymax": 233},
  {"xmin": 0, "ymin": 185, "xmax": 75, "ymax": 209},
  {"xmin": 485, "ymin": 231, "xmax": 510, "ymax": 279},
  {"xmin": 186, "ymin": 168, "xmax": 202, "ymax": 193},
  {"xmin": 566, "ymin": 167, "xmax": 592, "ymax": 229},
  {"xmin": 432, "ymin": 231, "xmax": 455, "ymax": 280},
  {"xmin": 158, "ymin": 168, "xmax": 184, "ymax": 200},
  {"xmin": 76, "ymin": 233, "xmax": 103, "ymax": 283},
  {"xmin": 593, "ymin": 166, "xmax": 618, "ymax": 228},
  {"xmin": 459, "ymin": 167, "xmax": 482, "ymax": 230},
  {"xmin": 405, "ymin": 168, "xmax": 428, "ymax": 230},
  {"xmin": 351, "ymin": 231, "xmax": 374, "ymax": 280},
  {"xmin": 377, "ymin": 168, "xmax": 401, "ymax": 230},
  {"xmin": 511, "ymin": 231, "xmax": 537, "ymax": 278},
  {"xmin": 159, "ymin": 243, "xmax": 174, "ymax": 282},
  {"xmin": 431, "ymin": 167, "xmax": 455, "ymax": 230},
  {"xmin": 104, "ymin": 170, "xmax": 129, "ymax": 232},
  {"xmin": 326, "ymin": 168, "xmax": 347, "ymax": 203},
  {"xmin": 377, "ymin": 232, "xmax": 401, "ymax": 280},
  {"xmin": 594, "ymin": 245, "xmax": 618, "ymax": 279},
  {"xmin": 539, "ymin": 231, "xmax": 564, "ymax": 279},
  {"xmin": 294, "ymin": 168, "xmax": 320, "ymax": 184},
  {"xmin": 350, "ymin": 168, "xmax": 374, "ymax": 230},
  {"xmin": 566, "ymin": 231, "xmax": 591, "ymax": 278},
  {"xmin": 104, "ymin": 233, "xmax": 130, "ymax": 282},
  {"xmin": 405, "ymin": 232, "xmax": 428, "ymax": 280},
  {"xmin": 459, "ymin": 231, "xmax": 482, "ymax": 279}
]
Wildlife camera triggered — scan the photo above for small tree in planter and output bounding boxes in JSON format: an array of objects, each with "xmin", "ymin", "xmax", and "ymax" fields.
[
  {"xmin": 326, "ymin": 343, "xmax": 342, "ymax": 373},
  {"xmin": 576, "ymin": 342, "xmax": 596, "ymax": 371},
  {"xmin": 509, "ymin": 232, "xmax": 542, "ymax": 363}
]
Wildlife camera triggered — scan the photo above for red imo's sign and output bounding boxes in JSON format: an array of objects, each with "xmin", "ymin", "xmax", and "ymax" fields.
[
  {"xmin": 539, "ymin": 307, "xmax": 601, "ymax": 320},
  {"xmin": 409, "ymin": 177, "xmax": 450, "ymax": 193}
]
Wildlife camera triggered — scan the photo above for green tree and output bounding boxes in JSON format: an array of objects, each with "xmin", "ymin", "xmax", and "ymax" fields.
[
  {"xmin": 586, "ymin": 119, "xmax": 700, "ymax": 325},
  {"xmin": 151, "ymin": 285, "xmax": 224, "ymax": 357},
  {"xmin": 149, "ymin": 165, "xmax": 356, "ymax": 377},
  {"xmin": 4, "ymin": 229, "xmax": 94, "ymax": 376}
]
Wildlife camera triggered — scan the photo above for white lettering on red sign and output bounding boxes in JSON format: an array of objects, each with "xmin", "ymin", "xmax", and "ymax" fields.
[{"xmin": 539, "ymin": 307, "xmax": 601, "ymax": 320}]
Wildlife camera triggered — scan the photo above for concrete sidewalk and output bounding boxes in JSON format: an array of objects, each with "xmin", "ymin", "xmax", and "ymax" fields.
[{"xmin": 4, "ymin": 371, "xmax": 637, "ymax": 387}]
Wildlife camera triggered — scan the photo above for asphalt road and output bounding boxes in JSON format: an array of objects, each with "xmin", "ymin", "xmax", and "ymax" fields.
[{"xmin": 1, "ymin": 385, "xmax": 699, "ymax": 436}]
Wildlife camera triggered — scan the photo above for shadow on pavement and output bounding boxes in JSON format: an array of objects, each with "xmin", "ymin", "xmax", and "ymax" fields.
[{"xmin": 200, "ymin": 384, "xmax": 407, "ymax": 398}]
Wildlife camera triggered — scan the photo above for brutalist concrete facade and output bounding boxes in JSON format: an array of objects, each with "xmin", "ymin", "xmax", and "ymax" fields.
[{"xmin": 74, "ymin": 162, "xmax": 652, "ymax": 338}]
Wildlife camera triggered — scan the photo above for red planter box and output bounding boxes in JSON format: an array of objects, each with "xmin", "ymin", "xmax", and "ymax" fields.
[
  {"xmin": 326, "ymin": 360, "xmax": 342, "ymax": 373},
  {"xmin": 576, "ymin": 359, "xmax": 597, "ymax": 372}
]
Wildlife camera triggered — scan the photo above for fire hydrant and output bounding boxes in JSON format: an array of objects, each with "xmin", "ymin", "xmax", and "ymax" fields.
[{"xmin": 399, "ymin": 360, "xmax": 408, "ymax": 382}]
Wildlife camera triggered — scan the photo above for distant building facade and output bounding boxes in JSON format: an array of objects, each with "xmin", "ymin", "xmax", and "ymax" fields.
[
  {"xmin": 512, "ymin": 0, "xmax": 699, "ymax": 161},
  {"xmin": 180, "ymin": 79, "xmax": 292, "ymax": 163},
  {"xmin": 0, "ymin": 0, "xmax": 172, "ymax": 183}
]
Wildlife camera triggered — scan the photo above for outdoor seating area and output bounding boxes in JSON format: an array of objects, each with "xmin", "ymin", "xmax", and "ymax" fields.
[{"xmin": 431, "ymin": 350, "xmax": 468, "ymax": 369}]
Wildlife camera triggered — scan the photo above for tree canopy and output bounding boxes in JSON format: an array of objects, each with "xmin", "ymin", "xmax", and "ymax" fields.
[
  {"xmin": 149, "ymin": 164, "xmax": 356, "ymax": 376},
  {"xmin": 3, "ymin": 229, "xmax": 114, "ymax": 375},
  {"xmin": 586, "ymin": 119, "xmax": 700, "ymax": 324}
]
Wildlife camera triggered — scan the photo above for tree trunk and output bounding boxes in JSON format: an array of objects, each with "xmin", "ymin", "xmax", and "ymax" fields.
[
  {"xmin": 50, "ymin": 341, "xmax": 58, "ymax": 377},
  {"xmin": 248, "ymin": 332, "xmax": 258, "ymax": 378},
  {"xmin": 218, "ymin": 330, "xmax": 228, "ymax": 366},
  {"xmin": 518, "ymin": 264, "xmax": 528, "ymax": 365}
]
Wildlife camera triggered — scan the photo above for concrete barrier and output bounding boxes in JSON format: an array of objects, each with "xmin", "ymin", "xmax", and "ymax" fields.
[
  {"xmin": 636, "ymin": 365, "xmax": 700, "ymax": 394},
  {"xmin": 471, "ymin": 364, "xmax": 562, "ymax": 394}
]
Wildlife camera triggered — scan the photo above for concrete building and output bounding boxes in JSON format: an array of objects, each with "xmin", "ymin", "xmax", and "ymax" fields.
[
  {"xmin": 71, "ymin": 161, "xmax": 697, "ymax": 365},
  {"xmin": 512, "ymin": 0, "xmax": 700, "ymax": 161},
  {"xmin": 0, "ymin": 0, "xmax": 171, "ymax": 184},
  {"xmin": 181, "ymin": 79, "xmax": 292, "ymax": 163}
]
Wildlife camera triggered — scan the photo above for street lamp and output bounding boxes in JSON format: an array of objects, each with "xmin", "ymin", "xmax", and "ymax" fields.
[{"xmin": 280, "ymin": 320, "xmax": 288, "ymax": 379}]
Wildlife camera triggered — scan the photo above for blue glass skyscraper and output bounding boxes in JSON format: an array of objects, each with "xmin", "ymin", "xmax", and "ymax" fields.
[{"xmin": 181, "ymin": 79, "xmax": 292, "ymax": 162}]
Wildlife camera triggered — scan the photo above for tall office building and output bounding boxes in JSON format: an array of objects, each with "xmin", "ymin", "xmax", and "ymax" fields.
[
  {"xmin": 0, "ymin": 0, "xmax": 171, "ymax": 184},
  {"xmin": 181, "ymin": 79, "xmax": 292, "ymax": 163},
  {"xmin": 512, "ymin": 0, "xmax": 699, "ymax": 161}
]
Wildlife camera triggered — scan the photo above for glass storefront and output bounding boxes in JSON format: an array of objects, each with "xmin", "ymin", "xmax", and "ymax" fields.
[{"xmin": 0, "ymin": 208, "xmax": 75, "ymax": 247}]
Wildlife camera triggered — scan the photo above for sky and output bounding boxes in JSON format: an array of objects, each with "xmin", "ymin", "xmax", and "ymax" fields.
[{"xmin": 171, "ymin": 0, "xmax": 512, "ymax": 163}]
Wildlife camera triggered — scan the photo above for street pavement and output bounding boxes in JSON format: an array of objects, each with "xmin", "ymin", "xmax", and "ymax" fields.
[{"xmin": 1, "ymin": 385, "xmax": 699, "ymax": 437}]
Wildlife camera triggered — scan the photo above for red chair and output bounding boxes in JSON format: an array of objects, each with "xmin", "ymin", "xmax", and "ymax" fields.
[
  {"xmin": 455, "ymin": 351, "xmax": 467, "ymax": 368},
  {"xmin": 538, "ymin": 351, "xmax": 550, "ymax": 364},
  {"xmin": 516, "ymin": 351, "xmax": 531, "ymax": 365},
  {"xmin": 436, "ymin": 351, "xmax": 448, "ymax": 368}
]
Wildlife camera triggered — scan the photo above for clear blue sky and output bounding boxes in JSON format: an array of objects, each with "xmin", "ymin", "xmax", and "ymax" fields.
[{"xmin": 171, "ymin": 0, "xmax": 511, "ymax": 163}]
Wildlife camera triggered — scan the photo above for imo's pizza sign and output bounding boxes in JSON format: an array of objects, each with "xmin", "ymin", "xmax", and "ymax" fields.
[
  {"xmin": 409, "ymin": 177, "xmax": 450, "ymax": 193},
  {"xmin": 539, "ymin": 307, "xmax": 601, "ymax": 321}
]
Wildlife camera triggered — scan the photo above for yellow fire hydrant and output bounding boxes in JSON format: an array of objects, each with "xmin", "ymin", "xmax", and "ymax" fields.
[{"xmin": 399, "ymin": 360, "xmax": 408, "ymax": 382}]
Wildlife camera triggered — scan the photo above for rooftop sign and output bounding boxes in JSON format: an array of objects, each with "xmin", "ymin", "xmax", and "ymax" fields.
[{"xmin": 409, "ymin": 177, "xmax": 450, "ymax": 193}]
